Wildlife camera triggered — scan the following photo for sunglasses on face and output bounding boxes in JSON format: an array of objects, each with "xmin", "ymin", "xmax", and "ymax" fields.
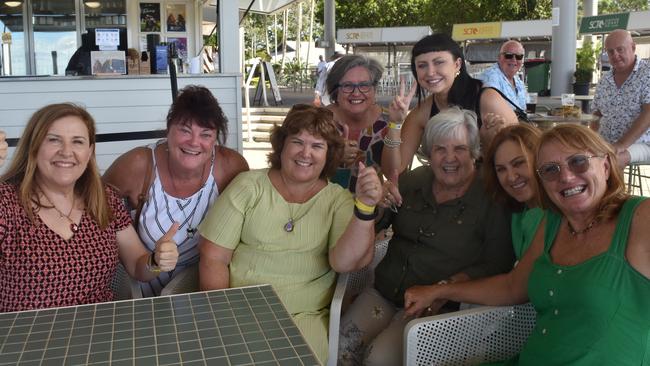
[
  {"xmin": 536, "ymin": 154, "xmax": 603, "ymax": 182},
  {"xmin": 336, "ymin": 81, "xmax": 374, "ymax": 94},
  {"xmin": 502, "ymin": 52, "xmax": 524, "ymax": 61}
]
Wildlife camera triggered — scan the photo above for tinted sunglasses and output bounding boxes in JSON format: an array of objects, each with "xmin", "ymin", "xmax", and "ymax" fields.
[
  {"xmin": 337, "ymin": 81, "xmax": 374, "ymax": 94},
  {"xmin": 502, "ymin": 52, "xmax": 524, "ymax": 60},
  {"xmin": 536, "ymin": 154, "xmax": 603, "ymax": 182}
]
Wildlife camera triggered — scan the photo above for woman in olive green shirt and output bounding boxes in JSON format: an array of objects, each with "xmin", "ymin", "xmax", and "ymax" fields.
[{"xmin": 338, "ymin": 107, "xmax": 514, "ymax": 366}]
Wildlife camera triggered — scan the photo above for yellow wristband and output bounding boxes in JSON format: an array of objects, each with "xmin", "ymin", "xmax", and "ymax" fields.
[
  {"xmin": 355, "ymin": 198, "xmax": 376, "ymax": 215},
  {"xmin": 388, "ymin": 121, "xmax": 403, "ymax": 130}
]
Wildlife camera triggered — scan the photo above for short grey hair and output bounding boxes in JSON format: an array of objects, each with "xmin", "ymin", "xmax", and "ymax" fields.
[
  {"xmin": 418, "ymin": 106, "xmax": 480, "ymax": 162},
  {"xmin": 326, "ymin": 54, "xmax": 384, "ymax": 103}
]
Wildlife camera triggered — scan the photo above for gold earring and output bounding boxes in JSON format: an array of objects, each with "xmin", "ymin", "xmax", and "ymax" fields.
[{"xmin": 455, "ymin": 70, "xmax": 460, "ymax": 78}]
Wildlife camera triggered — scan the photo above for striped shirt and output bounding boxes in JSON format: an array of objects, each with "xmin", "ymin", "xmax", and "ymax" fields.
[{"xmin": 136, "ymin": 140, "xmax": 219, "ymax": 296}]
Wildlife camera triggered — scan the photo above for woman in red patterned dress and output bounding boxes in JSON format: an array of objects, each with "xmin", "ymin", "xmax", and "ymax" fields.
[{"xmin": 0, "ymin": 103, "xmax": 179, "ymax": 312}]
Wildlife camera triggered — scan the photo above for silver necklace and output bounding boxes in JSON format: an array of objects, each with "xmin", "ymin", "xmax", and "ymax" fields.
[
  {"xmin": 175, "ymin": 190, "xmax": 204, "ymax": 238},
  {"xmin": 279, "ymin": 176, "xmax": 321, "ymax": 233}
]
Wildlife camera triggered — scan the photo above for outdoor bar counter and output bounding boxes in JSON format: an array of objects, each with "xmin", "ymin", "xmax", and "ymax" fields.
[{"xmin": 0, "ymin": 73, "xmax": 243, "ymax": 173}]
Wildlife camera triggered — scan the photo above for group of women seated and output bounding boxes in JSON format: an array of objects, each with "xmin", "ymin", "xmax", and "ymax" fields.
[{"xmin": 1, "ymin": 32, "xmax": 648, "ymax": 366}]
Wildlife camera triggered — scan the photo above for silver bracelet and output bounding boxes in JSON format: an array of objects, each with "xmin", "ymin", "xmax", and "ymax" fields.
[{"xmin": 383, "ymin": 136, "xmax": 402, "ymax": 148}]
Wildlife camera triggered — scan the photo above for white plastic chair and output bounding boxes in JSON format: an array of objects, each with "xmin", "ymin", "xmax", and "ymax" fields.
[
  {"xmin": 110, "ymin": 263, "xmax": 142, "ymax": 300},
  {"xmin": 403, "ymin": 303, "xmax": 536, "ymax": 366},
  {"xmin": 327, "ymin": 237, "xmax": 391, "ymax": 366}
]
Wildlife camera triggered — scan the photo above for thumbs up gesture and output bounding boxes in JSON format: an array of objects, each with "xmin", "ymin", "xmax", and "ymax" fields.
[{"xmin": 153, "ymin": 222, "xmax": 180, "ymax": 272}]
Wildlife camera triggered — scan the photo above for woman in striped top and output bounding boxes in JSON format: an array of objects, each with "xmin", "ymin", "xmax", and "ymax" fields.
[{"xmin": 103, "ymin": 85, "xmax": 248, "ymax": 296}]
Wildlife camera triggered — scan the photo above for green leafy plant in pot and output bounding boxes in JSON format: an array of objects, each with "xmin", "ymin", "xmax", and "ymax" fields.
[{"xmin": 574, "ymin": 41, "xmax": 596, "ymax": 95}]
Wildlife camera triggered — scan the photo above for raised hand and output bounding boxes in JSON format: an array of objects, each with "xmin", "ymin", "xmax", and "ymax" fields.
[
  {"xmin": 339, "ymin": 122, "xmax": 362, "ymax": 167},
  {"xmin": 388, "ymin": 76, "xmax": 417, "ymax": 124},
  {"xmin": 479, "ymin": 113, "xmax": 507, "ymax": 148},
  {"xmin": 355, "ymin": 162, "xmax": 382, "ymax": 207},
  {"xmin": 154, "ymin": 222, "xmax": 180, "ymax": 272},
  {"xmin": 380, "ymin": 168, "xmax": 402, "ymax": 210},
  {"xmin": 0, "ymin": 131, "xmax": 7, "ymax": 167}
]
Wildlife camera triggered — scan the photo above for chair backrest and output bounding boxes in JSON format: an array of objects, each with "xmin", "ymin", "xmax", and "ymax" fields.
[
  {"xmin": 110, "ymin": 263, "xmax": 142, "ymax": 300},
  {"xmin": 345, "ymin": 237, "xmax": 389, "ymax": 300},
  {"xmin": 404, "ymin": 303, "xmax": 536, "ymax": 365},
  {"xmin": 327, "ymin": 237, "xmax": 391, "ymax": 366}
]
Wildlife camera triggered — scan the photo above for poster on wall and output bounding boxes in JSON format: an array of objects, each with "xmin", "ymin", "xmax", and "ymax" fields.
[
  {"xmin": 166, "ymin": 4, "xmax": 186, "ymax": 32},
  {"xmin": 140, "ymin": 3, "xmax": 161, "ymax": 32},
  {"xmin": 167, "ymin": 37, "xmax": 187, "ymax": 60}
]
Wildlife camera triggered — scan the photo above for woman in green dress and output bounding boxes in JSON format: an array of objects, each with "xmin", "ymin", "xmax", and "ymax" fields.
[
  {"xmin": 404, "ymin": 124, "xmax": 650, "ymax": 365},
  {"xmin": 198, "ymin": 104, "xmax": 382, "ymax": 365},
  {"xmin": 483, "ymin": 124, "xmax": 544, "ymax": 259}
]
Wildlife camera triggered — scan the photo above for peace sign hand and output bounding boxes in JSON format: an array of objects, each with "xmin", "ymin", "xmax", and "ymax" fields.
[{"xmin": 388, "ymin": 76, "xmax": 417, "ymax": 124}]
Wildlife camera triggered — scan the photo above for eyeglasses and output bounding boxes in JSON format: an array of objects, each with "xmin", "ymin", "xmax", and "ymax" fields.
[
  {"xmin": 336, "ymin": 81, "xmax": 374, "ymax": 94},
  {"xmin": 502, "ymin": 52, "xmax": 524, "ymax": 61},
  {"xmin": 536, "ymin": 154, "xmax": 603, "ymax": 182}
]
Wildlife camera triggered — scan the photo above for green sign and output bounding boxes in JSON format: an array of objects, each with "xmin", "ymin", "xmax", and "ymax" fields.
[{"xmin": 579, "ymin": 13, "xmax": 629, "ymax": 34}]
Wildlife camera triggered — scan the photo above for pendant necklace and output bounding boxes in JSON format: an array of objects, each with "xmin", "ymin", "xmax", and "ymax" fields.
[
  {"xmin": 41, "ymin": 191, "xmax": 79, "ymax": 234},
  {"xmin": 167, "ymin": 149, "xmax": 208, "ymax": 239},
  {"xmin": 175, "ymin": 190, "xmax": 204, "ymax": 239},
  {"xmin": 284, "ymin": 203, "xmax": 310, "ymax": 233},
  {"xmin": 280, "ymin": 177, "xmax": 320, "ymax": 233}
]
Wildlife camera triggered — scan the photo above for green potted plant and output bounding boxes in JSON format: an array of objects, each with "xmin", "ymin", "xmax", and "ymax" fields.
[{"xmin": 574, "ymin": 41, "xmax": 596, "ymax": 95}]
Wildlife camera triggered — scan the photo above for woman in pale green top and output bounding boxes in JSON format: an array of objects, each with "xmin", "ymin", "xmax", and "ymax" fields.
[
  {"xmin": 483, "ymin": 124, "xmax": 544, "ymax": 259},
  {"xmin": 198, "ymin": 104, "xmax": 382, "ymax": 364}
]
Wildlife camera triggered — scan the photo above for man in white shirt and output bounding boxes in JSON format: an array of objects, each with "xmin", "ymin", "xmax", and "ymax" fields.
[
  {"xmin": 592, "ymin": 29, "xmax": 650, "ymax": 167},
  {"xmin": 479, "ymin": 40, "xmax": 527, "ymax": 111},
  {"xmin": 313, "ymin": 51, "xmax": 343, "ymax": 106}
]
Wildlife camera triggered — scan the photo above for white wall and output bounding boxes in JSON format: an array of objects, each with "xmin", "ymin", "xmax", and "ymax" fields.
[{"xmin": 0, "ymin": 74, "xmax": 242, "ymax": 174}]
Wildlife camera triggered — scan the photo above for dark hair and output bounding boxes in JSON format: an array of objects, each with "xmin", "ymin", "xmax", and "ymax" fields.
[
  {"xmin": 267, "ymin": 104, "xmax": 344, "ymax": 179},
  {"xmin": 483, "ymin": 124, "xmax": 542, "ymax": 209},
  {"xmin": 1, "ymin": 103, "xmax": 111, "ymax": 228},
  {"xmin": 326, "ymin": 54, "xmax": 384, "ymax": 102},
  {"xmin": 410, "ymin": 33, "xmax": 482, "ymax": 109},
  {"xmin": 536, "ymin": 124, "xmax": 627, "ymax": 221},
  {"xmin": 165, "ymin": 85, "xmax": 228, "ymax": 145}
]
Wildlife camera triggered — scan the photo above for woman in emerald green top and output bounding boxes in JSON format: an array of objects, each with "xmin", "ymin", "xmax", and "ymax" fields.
[
  {"xmin": 197, "ymin": 104, "xmax": 382, "ymax": 365},
  {"xmin": 483, "ymin": 124, "xmax": 544, "ymax": 259},
  {"xmin": 404, "ymin": 124, "xmax": 650, "ymax": 365}
]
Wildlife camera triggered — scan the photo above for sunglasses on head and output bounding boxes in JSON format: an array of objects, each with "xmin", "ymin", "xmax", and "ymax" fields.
[
  {"xmin": 336, "ymin": 81, "xmax": 374, "ymax": 94},
  {"xmin": 502, "ymin": 52, "xmax": 524, "ymax": 60},
  {"xmin": 536, "ymin": 154, "xmax": 604, "ymax": 182}
]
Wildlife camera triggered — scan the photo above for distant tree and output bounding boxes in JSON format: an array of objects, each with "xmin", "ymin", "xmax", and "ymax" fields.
[
  {"xmin": 318, "ymin": 0, "xmax": 552, "ymax": 34},
  {"xmin": 423, "ymin": 0, "xmax": 553, "ymax": 33},
  {"xmin": 329, "ymin": 0, "xmax": 430, "ymax": 28},
  {"xmin": 597, "ymin": 0, "xmax": 648, "ymax": 13}
]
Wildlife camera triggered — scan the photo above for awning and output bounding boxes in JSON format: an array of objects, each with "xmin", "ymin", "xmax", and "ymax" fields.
[{"xmin": 203, "ymin": 0, "xmax": 303, "ymax": 24}]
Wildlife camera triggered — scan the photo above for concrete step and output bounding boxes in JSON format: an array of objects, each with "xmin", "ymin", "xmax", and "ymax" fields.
[
  {"xmin": 241, "ymin": 114, "xmax": 285, "ymax": 123},
  {"xmin": 243, "ymin": 107, "xmax": 291, "ymax": 115}
]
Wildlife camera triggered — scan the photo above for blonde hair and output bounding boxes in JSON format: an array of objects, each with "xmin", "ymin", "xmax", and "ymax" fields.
[
  {"xmin": 536, "ymin": 124, "xmax": 627, "ymax": 221},
  {"xmin": 1, "ymin": 103, "xmax": 112, "ymax": 228}
]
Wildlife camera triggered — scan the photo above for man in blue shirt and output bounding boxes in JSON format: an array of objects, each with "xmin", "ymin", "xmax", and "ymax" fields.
[{"xmin": 479, "ymin": 40, "xmax": 527, "ymax": 111}]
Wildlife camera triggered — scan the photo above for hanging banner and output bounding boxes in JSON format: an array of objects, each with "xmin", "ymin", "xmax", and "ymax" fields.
[
  {"xmin": 452, "ymin": 22, "xmax": 501, "ymax": 41},
  {"xmin": 579, "ymin": 13, "xmax": 629, "ymax": 34}
]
